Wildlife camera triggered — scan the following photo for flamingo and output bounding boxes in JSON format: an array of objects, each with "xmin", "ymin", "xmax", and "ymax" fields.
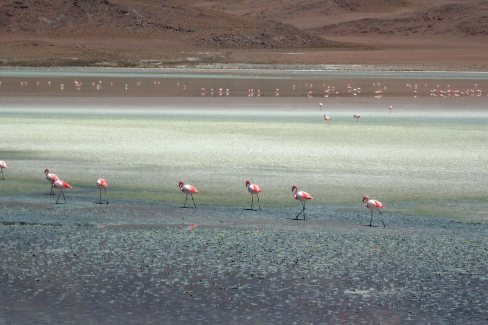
[
  {"xmin": 179, "ymin": 181, "xmax": 198, "ymax": 208},
  {"xmin": 0, "ymin": 161, "xmax": 7, "ymax": 180},
  {"xmin": 245, "ymin": 179, "xmax": 262, "ymax": 210},
  {"xmin": 44, "ymin": 169, "xmax": 59, "ymax": 195},
  {"xmin": 292, "ymin": 185, "xmax": 313, "ymax": 220},
  {"xmin": 53, "ymin": 179, "xmax": 72, "ymax": 204},
  {"xmin": 97, "ymin": 178, "xmax": 109, "ymax": 204},
  {"xmin": 323, "ymin": 115, "xmax": 332, "ymax": 126},
  {"xmin": 363, "ymin": 195, "xmax": 385, "ymax": 227},
  {"xmin": 353, "ymin": 114, "xmax": 361, "ymax": 123}
]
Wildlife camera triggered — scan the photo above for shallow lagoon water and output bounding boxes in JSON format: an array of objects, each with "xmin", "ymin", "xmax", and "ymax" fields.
[{"xmin": 1, "ymin": 69, "xmax": 488, "ymax": 324}]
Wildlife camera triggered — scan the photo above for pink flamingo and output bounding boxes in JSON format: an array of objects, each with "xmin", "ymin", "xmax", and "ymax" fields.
[
  {"xmin": 97, "ymin": 178, "xmax": 109, "ymax": 204},
  {"xmin": 292, "ymin": 185, "xmax": 313, "ymax": 220},
  {"xmin": 353, "ymin": 114, "xmax": 361, "ymax": 123},
  {"xmin": 363, "ymin": 195, "xmax": 385, "ymax": 227},
  {"xmin": 0, "ymin": 161, "xmax": 7, "ymax": 180},
  {"xmin": 245, "ymin": 179, "xmax": 262, "ymax": 210},
  {"xmin": 179, "ymin": 181, "xmax": 199, "ymax": 208},
  {"xmin": 53, "ymin": 179, "xmax": 72, "ymax": 204},
  {"xmin": 323, "ymin": 115, "xmax": 332, "ymax": 126},
  {"xmin": 44, "ymin": 168, "xmax": 59, "ymax": 195}
]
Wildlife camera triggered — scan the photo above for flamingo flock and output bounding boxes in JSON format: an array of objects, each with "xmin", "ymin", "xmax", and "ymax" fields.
[
  {"xmin": 0, "ymin": 162, "xmax": 387, "ymax": 226},
  {"xmin": 4, "ymin": 77, "xmax": 485, "ymax": 99}
]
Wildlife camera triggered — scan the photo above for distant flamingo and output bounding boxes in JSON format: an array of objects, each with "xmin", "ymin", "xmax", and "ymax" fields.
[
  {"xmin": 319, "ymin": 102, "xmax": 323, "ymax": 110},
  {"xmin": 323, "ymin": 115, "xmax": 332, "ymax": 126},
  {"xmin": 179, "ymin": 181, "xmax": 198, "ymax": 208},
  {"xmin": 292, "ymin": 185, "xmax": 313, "ymax": 220},
  {"xmin": 245, "ymin": 179, "xmax": 262, "ymax": 210},
  {"xmin": 0, "ymin": 161, "xmax": 7, "ymax": 180},
  {"xmin": 44, "ymin": 169, "xmax": 59, "ymax": 195},
  {"xmin": 353, "ymin": 114, "xmax": 361, "ymax": 123},
  {"xmin": 363, "ymin": 195, "xmax": 385, "ymax": 227},
  {"xmin": 53, "ymin": 179, "xmax": 72, "ymax": 204},
  {"xmin": 97, "ymin": 178, "xmax": 109, "ymax": 204}
]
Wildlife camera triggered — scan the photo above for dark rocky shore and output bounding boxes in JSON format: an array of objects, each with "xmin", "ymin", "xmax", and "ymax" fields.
[{"xmin": 1, "ymin": 199, "xmax": 487, "ymax": 324}]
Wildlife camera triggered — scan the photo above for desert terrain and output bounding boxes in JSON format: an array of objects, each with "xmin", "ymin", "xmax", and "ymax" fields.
[{"xmin": 0, "ymin": 0, "xmax": 487, "ymax": 69}]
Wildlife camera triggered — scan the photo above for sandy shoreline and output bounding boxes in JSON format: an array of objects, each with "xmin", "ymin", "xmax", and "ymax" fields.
[{"xmin": 3, "ymin": 63, "xmax": 488, "ymax": 74}]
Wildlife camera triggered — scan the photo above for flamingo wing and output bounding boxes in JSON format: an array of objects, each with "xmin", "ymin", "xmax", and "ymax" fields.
[
  {"xmin": 54, "ymin": 180, "xmax": 71, "ymax": 189},
  {"xmin": 248, "ymin": 184, "xmax": 262, "ymax": 194},
  {"xmin": 183, "ymin": 184, "xmax": 198, "ymax": 194},
  {"xmin": 47, "ymin": 173, "xmax": 59, "ymax": 183},
  {"xmin": 366, "ymin": 199, "xmax": 383, "ymax": 209},
  {"xmin": 97, "ymin": 178, "xmax": 108, "ymax": 188},
  {"xmin": 296, "ymin": 191, "xmax": 313, "ymax": 200}
]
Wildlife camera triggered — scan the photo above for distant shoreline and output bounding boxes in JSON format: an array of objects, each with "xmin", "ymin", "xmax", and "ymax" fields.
[
  {"xmin": 1, "ymin": 63, "xmax": 488, "ymax": 73},
  {"xmin": 2, "ymin": 66, "xmax": 488, "ymax": 79}
]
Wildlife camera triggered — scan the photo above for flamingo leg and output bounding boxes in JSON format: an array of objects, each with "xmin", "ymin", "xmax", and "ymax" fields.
[
  {"xmin": 105, "ymin": 188, "xmax": 109, "ymax": 204},
  {"xmin": 56, "ymin": 189, "xmax": 66, "ymax": 204},
  {"xmin": 257, "ymin": 193, "xmax": 261, "ymax": 210},
  {"xmin": 369, "ymin": 210, "xmax": 374, "ymax": 227},
  {"xmin": 191, "ymin": 194, "xmax": 196, "ymax": 208},
  {"xmin": 251, "ymin": 194, "xmax": 254, "ymax": 210},
  {"xmin": 0, "ymin": 169, "xmax": 4, "ymax": 180},
  {"xmin": 99, "ymin": 188, "xmax": 102, "ymax": 204},
  {"xmin": 378, "ymin": 209, "xmax": 385, "ymax": 227},
  {"xmin": 294, "ymin": 210, "xmax": 303, "ymax": 220},
  {"xmin": 183, "ymin": 194, "xmax": 188, "ymax": 208},
  {"xmin": 294, "ymin": 201, "xmax": 305, "ymax": 220},
  {"xmin": 50, "ymin": 184, "xmax": 55, "ymax": 195}
]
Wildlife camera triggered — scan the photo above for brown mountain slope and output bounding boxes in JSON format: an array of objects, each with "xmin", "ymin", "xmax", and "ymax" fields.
[
  {"xmin": 0, "ymin": 0, "xmax": 328, "ymax": 48},
  {"xmin": 0, "ymin": 0, "xmax": 487, "ymax": 68},
  {"xmin": 314, "ymin": 1, "xmax": 488, "ymax": 37}
]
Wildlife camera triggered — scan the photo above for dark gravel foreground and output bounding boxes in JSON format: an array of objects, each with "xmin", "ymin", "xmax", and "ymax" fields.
[{"xmin": 1, "ymin": 198, "xmax": 487, "ymax": 324}]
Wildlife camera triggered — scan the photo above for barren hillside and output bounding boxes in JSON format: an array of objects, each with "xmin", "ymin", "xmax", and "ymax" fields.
[{"xmin": 0, "ymin": 0, "xmax": 487, "ymax": 69}]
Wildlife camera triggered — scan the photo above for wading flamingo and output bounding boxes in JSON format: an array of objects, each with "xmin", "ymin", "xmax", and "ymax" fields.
[
  {"xmin": 323, "ymin": 115, "xmax": 332, "ymax": 126},
  {"xmin": 353, "ymin": 114, "xmax": 361, "ymax": 123},
  {"xmin": 97, "ymin": 178, "xmax": 109, "ymax": 204},
  {"xmin": 363, "ymin": 195, "xmax": 385, "ymax": 227},
  {"xmin": 0, "ymin": 161, "xmax": 7, "ymax": 180},
  {"xmin": 53, "ymin": 179, "xmax": 72, "ymax": 204},
  {"xmin": 44, "ymin": 169, "xmax": 59, "ymax": 195},
  {"xmin": 179, "ymin": 181, "xmax": 198, "ymax": 208},
  {"xmin": 292, "ymin": 185, "xmax": 313, "ymax": 220},
  {"xmin": 246, "ymin": 179, "xmax": 262, "ymax": 210}
]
